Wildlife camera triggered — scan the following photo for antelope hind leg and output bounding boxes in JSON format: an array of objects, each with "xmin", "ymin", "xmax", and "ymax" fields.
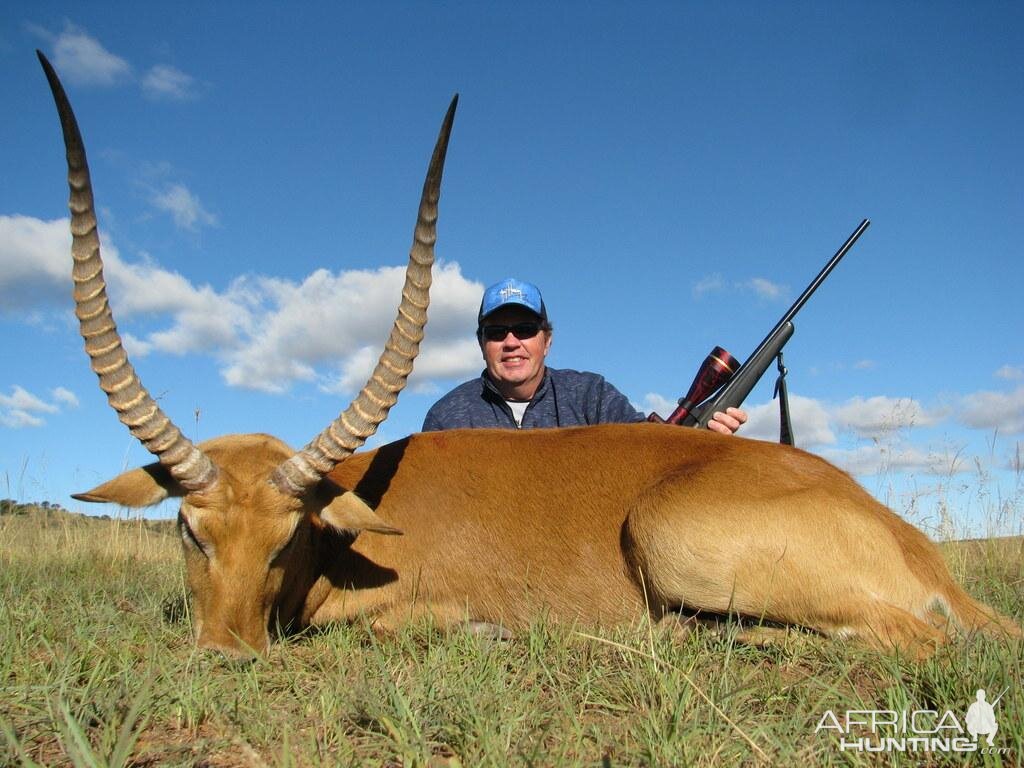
[
  {"xmin": 656, "ymin": 612, "xmax": 801, "ymax": 648},
  {"xmin": 624, "ymin": 461, "xmax": 1021, "ymax": 656}
]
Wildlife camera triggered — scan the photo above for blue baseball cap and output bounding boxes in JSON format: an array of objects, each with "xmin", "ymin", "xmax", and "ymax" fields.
[{"xmin": 478, "ymin": 278, "xmax": 548, "ymax": 324}]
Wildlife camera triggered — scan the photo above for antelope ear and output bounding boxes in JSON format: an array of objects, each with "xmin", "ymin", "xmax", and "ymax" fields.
[
  {"xmin": 72, "ymin": 463, "xmax": 185, "ymax": 507},
  {"xmin": 321, "ymin": 491, "xmax": 403, "ymax": 536}
]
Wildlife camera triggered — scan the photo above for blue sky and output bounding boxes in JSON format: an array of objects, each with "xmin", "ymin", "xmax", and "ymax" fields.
[{"xmin": 2, "ymin": 2, "xmax": 1021, "ymax": 534}]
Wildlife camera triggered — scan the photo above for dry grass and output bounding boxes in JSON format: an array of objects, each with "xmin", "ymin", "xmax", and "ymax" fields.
[{"xmin": 1, "ymin": 505, "xmax": 1021, "ymax": 766}]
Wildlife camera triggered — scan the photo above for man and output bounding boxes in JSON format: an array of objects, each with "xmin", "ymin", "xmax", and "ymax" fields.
[{"xmin": 422, "ymin": 278, "xmax": 747, "ymax": 433}]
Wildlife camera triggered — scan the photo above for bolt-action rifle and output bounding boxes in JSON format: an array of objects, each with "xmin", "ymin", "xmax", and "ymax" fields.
[{"xmin": 649, "ymin": 219, "xmax": 871, "ymax": 444}]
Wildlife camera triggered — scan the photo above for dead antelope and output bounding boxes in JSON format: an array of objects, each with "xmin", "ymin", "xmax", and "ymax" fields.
[{"xmin": 40, "ymin": 52, "xmax": 1020, "ymax": 659}]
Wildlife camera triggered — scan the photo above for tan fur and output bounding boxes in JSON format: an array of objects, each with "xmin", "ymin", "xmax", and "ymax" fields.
[{"xmin": 78, "ymin": 424, "xmax": 1021, "ymax": 658}]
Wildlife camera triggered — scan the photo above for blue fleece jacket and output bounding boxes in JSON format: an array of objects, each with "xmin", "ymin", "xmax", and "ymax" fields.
[{"xmin": 422, "ymin": 367, "xmax": 646, "ymax": 431}]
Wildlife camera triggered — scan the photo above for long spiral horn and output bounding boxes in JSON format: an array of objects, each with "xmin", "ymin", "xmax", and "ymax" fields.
[
  {"xmin": 38, "ymin": 51, "xmax": 218, "ymax": 493},
  {"xmin": 270, "ymin": 95, "xmax": 459, "ymax": 496}
]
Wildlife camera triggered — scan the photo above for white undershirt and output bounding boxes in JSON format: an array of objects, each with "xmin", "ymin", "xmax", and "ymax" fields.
[{"xmin": 506, "ymin": 400, "xmax": 529, "ymax": 427}]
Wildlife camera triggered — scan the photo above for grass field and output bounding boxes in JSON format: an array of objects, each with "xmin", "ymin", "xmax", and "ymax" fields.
[{"xmin": 1, "ymin": 504, "xmax": 1021, "ymax": 767}]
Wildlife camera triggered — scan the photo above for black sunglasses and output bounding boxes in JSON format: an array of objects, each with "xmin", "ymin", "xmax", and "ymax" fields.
[{"xmin": 479, "ymin": 322, "xmax": 543, "ymax": 342}]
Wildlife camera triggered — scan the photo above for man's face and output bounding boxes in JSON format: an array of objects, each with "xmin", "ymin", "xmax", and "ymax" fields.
[{"xmin": 478, "ymin": 305, "xmax": 552, "ymax": 400}]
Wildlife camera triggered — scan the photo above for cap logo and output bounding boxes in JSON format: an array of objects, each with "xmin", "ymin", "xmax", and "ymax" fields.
[{"xmin": 500, "ymin": 286, "xmax": 526, "ymax": 301}]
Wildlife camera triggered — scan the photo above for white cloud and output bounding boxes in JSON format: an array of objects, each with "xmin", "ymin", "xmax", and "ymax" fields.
[
  {"xmin": 101, "ymin": 252, "xmax": 246, "ymax": 357},
  {"xmin": 35, "ymin": 23, "xmax": 201, "ymax": 103},
  {"xmin": 821, "ymin": 444, "xmax": 972, "ymax": 477},
  {"xmin": 692, "ymin": 274, "xmax": 724, "ymax": 298},
  {"xmin": 324, "ymin": 337, "xmax": 484, "ymax": 395},
  {"xmin": 743, "ymin": 277, "xmax": 786, "ymax": 301},
  {"xmin": 0, "ymin": 215, "xmax": 72, "ymax": 310},
  {"xmin": 327, "ymin": 346, "xmax": 386, "ymax": 395},
  {"xmin": 415, "ymin": 338, "xmax": 486, "ymax": 381},
  {"xmin": 51, "ymin": 25, "xmax": 131, "ymax": 86},
  {"xmin": 0, "ymin": 410, "xmax": 44, "ymax": 429},
  {"xmin": 147, "ymin": 298, "xmax": 244, "ymax": 355},
  {"xmin": 223, "ymin": 262, "xmax": 482, "ymax": 393},
  {"xmin": 103, "ymin": 252, "xmax": 211, "ymax": 316},
  {"xmin": 692, "ymin": 274, "xmax": 787, "ymax": 301},
  {"xmin": 833, "ymin": 396, "xmax": 944, "ymax": 438},
  {"xmin": 958, "ymin": 385, "xmax": 1024, "ymax": 434},
  {"xmin": 641, "ymin": 393, "xmax": 676, "ymax": 419},
  {"xmin": 0, "ymin": 215, "xmax": 216, "ymax": 317},
  {"xmin": 2, "ymin": 214, "xmax": 480, "ymax": 395},
  {"xmin": 0, "ymin": 385, "xmax": 67, "ymax": 428},
  {"xmin": 0, "ymin": 386, "xmax": 57, "ymax": 414},
  {"xmin": 151, "ymin": 184, "xmax": 218, "ymax": 231},
  {"xmin": 10, "ymin": 214, "xmax": 1021, "ymax": 450},
  {"xmin": 2, "ymin": 217, "xmax": 249, "ymax": 353},
  {"xmin": 641, "ymin": 392, "xmax": 835, "ymax": 446},
  {"xmin": 221, "ymin": 267, "xmax": 405, "ymax": 393},
  {"xmin": 642, "ymin": 388, "xmax": 1020, "ymax": 479},
  {"xmin": 51, "ymin": 387, "xmax": 79, "ymax": 408},
  {"xmin": 121, "ymin": 332, "xmax": 154, "ymax": 357},
  {"xmin": 994, "ymin": 365, "xmax": 1024, "ymax": 381},
  {"xmin": 142, "ymin": 65, "xmax": 196, "ymax": 101},
  {"xmin": 741, "ymin": 394, "xmax": 836, "ymax": 447}
]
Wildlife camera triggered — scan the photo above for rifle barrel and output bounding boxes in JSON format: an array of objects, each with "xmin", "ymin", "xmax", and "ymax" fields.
[{"xmin": 749, "ymin": 218, "xmax": 870, "ymax": 370}]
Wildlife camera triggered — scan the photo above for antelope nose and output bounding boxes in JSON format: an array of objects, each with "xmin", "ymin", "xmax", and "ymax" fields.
[{"xmin": 197, "ymin": 633, "xmax": 267, "ymax": 661}]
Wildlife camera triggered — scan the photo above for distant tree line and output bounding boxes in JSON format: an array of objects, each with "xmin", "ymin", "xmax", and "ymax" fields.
[
  {"xmin": 1, "ymin": 499, "xmax": 71, "ymax": 515},
  {"xmin": 0, "ymin": 498, "xmax": 176, "ymax": 535}
]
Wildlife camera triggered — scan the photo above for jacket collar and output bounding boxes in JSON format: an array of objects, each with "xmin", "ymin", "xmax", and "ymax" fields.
[{"xmin": 480, "ymin": 367, "xmax": 550, "ymax": 403}]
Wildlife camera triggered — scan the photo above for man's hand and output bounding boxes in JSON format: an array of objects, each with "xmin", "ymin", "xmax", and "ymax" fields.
[{"xmin": 707, "ymin": 407, "xmax": 747, "ymax": 435}]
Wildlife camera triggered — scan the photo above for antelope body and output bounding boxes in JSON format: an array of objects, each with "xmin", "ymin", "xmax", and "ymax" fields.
[
  {"xmin": 79, "ymin": 426, "xmax": 1021, "ymax": 657},
  {"xmin": 39, "ymin": 52, "xmax": 1019, "ymax": 659}
]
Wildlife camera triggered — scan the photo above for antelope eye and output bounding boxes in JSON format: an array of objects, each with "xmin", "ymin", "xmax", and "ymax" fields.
[
  {"xmin": 179, "ymin": 515, "xmax": 210, "ymax": 558},
  {"xmin": 268, "ymin": 524, "xmax": 301, "ymax": 567}
]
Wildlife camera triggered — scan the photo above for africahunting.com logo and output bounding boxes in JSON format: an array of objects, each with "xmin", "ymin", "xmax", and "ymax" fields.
[{"xmin": 816, "ymin": 687, "xmax": 1010, "ymax": 755}]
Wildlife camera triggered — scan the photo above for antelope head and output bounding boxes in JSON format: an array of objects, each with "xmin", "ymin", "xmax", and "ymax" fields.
[{"xmin": 38, "ymin": 51, "xmax": 457, "ymax": 656}]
